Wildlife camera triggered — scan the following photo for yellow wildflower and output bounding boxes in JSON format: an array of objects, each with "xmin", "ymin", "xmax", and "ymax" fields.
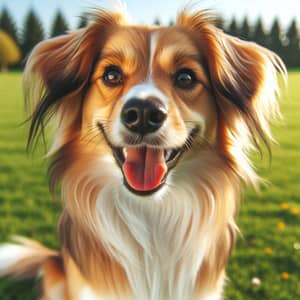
[
  {"xmin": 277, "ymin": 222, "xmax": 286, "ymax": 230},
  {"xmin": 264, "ymin": 247, "xmax": 273, "ymax": 254},
  {"xmin": 280, "ymin": 203, "xmax": 289, "ymax": 210},
  {"xmin": 290, "ymin": 208, "xmax": 299, "ymax": 215},
  {"xmin": 281, "ymin": 272, "xmax": 289, "ymax": 280}
]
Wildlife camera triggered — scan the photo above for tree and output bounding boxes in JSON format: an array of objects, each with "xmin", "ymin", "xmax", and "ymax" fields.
[
  {"xmin": 21, "ymin": 9, "xmax": 44, "ymax": 60},
  {"xmin": 227, "ymin": 17, "xmax": 239, "ymax": 37},
  {"xmin": 286, "ymin": 19, "xmax": 299, "ymax": 48},
  {"xmin": 168, "ymin": 19, "xmax": 174, "ymax": 26},
  {"xmin": 0, "ymin": 30, "xmax": 21, "ymax": 71},
  {"xmin": 77, "ymin": 14, "xmax": 88, "ymax": 29},
  {"xmin": 50, "ymin": 10, "xmax": 69, "ymax": 37},
  {"xmin": 0, "ymin": 7, "xmax": 18, "ymax": 44},
  {"xmin": 239, "ymin": 16, "xmax": 251, "ymax": 41},
  {"xmin": 268, "ymin": 18, "xmax": 283, "ymax": 57},
  {"xmin": 153, "ymin": 18, "xmax": 161, "ymax": 26},
  {"xmin": 215, "ymin": 15, "xmax": 225, "ymax": 30},
  {"xmin": 285, "ymin": 19, "xmax": 300, "ymax": 68},
  {"xmin": 253, "ymin": 17, "xmax": 267, "ymax": 46}
]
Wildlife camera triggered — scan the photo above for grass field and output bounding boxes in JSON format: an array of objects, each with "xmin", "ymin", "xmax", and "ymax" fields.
[{"xmin": 0, "ymin": 72, "xmax": 299, "ymax": 299}]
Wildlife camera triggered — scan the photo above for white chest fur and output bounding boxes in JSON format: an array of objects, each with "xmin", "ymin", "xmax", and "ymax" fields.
[{"xmin": 94, "ymin": 168, "xmax": 223, "ymax": 300}]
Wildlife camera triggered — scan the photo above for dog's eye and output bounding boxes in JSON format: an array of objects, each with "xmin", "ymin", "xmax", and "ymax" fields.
[
  {"xmin": 173, "ymin": 68, "xmax": 197, "ymax": 90},
  {"xmin": 102, "ymin": 66, "xmax": 124, "ymax": 87}
]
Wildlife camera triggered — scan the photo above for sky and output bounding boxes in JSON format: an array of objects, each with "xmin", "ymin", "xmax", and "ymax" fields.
[{"xmin": 1, "ymin": 0, "xmax": 300, "ymax": 34}]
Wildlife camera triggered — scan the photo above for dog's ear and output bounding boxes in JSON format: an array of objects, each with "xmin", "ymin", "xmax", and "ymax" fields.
[
  {"xmin": 202, "ymin": 31, "xmax": 286, "ymax": 146},
  {"xmin": 177, "ymin": 10, "xmax": 286, "ymax": 152},
  {"xmin": 24, "ymin": 10, "xmax": 124, "ymax": 150}
]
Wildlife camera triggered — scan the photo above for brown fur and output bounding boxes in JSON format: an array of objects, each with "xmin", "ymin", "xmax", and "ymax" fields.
[{"xmin": 1, "ymin": 7, "xmax": 286, "ymax": 300}]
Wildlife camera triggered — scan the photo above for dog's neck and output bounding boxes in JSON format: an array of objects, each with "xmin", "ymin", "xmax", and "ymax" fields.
[{"xmin": 59, "ymin": 150, "xmax": 239, "ymax": 300}]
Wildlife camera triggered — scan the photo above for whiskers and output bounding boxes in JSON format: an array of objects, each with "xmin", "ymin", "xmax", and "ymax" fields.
[
  {"xmin": 123, "ymin": 132, "xmax": 144, "ymax": 146},
  {"xmin": 80, "ymin": 118, "xmax": 111, "ymax": 146},
  {"xmin": 80, "ymin": 117, "xmax": 213, "ymax": 155},
  {"xmin": 183, "ymin": 120, "xmax": 213, "ymax": 151}
]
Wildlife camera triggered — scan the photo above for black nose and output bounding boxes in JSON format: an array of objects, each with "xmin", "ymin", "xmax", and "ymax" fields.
[{"xmin": 121, "ymin": 98, "xmax": 167, "ymax": 135}]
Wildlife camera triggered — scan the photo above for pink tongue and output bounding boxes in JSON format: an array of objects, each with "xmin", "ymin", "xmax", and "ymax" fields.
[{"xmin": 122, "ymin": 147, "xmax": 167, "ymax": 192}]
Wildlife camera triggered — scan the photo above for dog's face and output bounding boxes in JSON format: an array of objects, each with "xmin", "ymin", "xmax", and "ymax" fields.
[
  {"xmin": 82, "ymin": 26, "xmax": 217, "ymax": 195},
  {"xmin": 24, "ymin": 9, "xmax": 285, "ymax": 199}
]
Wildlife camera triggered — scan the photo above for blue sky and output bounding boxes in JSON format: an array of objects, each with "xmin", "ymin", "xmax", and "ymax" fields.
[{"xmin": 1, "ymin": 0, "xmax": 300, "ymax": 34}]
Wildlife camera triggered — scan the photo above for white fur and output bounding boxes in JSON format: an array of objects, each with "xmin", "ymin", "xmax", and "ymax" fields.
[
  {"xmin": 123, "ymin": 82, "xmax": 168, "ymax": 104},
  {"xmin": 0, "ymin": 244, "xmax": 34, "ymax": 273},
  {"xmin": 67, "ymin": 151, "xmax": 230, "ymax": 300},
  {"xmin": 79, "ymin": 286, "xmax": 102, "ymax": 300},
  {"xmin": 49, "ymin": 282, "xmax": 65, "ymax": 300},
  {"xmin": 189, "ymin": 110, "xmax": 206, "ymax": 136},
  {"xmin": 79, "ymin": 285, "xmax": 132, "ymax": 300},
  {"xmin": 200, "ymin": 292, "xmax": 223, "ymax": 300},
  {"xmin": 148, "ymin": 32, "xmax": 158, "ymax": 78}
]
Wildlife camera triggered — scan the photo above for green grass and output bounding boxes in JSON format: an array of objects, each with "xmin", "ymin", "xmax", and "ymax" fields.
[{"xmin": 0, "ymin": 72, "xmax": 299, "ymax": 299}]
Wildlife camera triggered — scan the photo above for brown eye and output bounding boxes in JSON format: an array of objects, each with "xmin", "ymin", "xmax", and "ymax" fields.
[
  {"xmin": 173, "ymin": 68, "xmax": 197, "ymax": 90},
  {"xmin": 102, "ymin": 66, "xmax": 124, "ymax": 87}
]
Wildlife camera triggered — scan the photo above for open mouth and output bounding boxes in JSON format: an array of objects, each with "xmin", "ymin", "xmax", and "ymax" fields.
[{"xmin": 98, "ymin": 124, "xmax": 199, "ymax": 196}]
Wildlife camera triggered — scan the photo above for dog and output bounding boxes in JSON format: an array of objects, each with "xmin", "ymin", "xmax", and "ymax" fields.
[{"xmin": 0, "ymin": 7, "xmax": 286, "ymax": 300}]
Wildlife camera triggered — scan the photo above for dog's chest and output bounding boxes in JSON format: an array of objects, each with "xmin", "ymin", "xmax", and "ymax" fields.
[
  {"xmin": 93, "ymin": 185, "xmax": 221, "ymax": 300},
  {"xmin": 75, "ymin": 283, "xmax": 223, "ymax": 300}
]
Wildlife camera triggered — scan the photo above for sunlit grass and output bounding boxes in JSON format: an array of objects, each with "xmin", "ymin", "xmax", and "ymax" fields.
[
  {"xmin": 226, "ymin": 72, "xmax": 300, "ymax": 300},
  {"xmin": 0, "ymin": 72, "xmax": 299, "ymax": 299}
]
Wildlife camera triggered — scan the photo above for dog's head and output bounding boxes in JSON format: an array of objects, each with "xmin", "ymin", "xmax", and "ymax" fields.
[{"xmin": 24, "ymin": 8, "xmax": 285, "ymax": 198}]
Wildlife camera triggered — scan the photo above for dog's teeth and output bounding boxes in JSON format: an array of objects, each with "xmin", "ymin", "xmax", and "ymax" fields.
[
  {"xmin": 123, "ymin": 148, "xmax": 127, "ymax": 158},
  {"xmin": 165, "ymin": 150, "xmax": 172, "ymax": 161}
]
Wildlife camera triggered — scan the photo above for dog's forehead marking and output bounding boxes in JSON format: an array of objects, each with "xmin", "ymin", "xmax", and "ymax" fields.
[
  {"xmin": 123, "ymin": 82, "xmax": 168, "ymax": 103},
  {"xmin": 122, "ymin": 30, "xmax": 168, "ymax": 104},
  {"xmin": 148, "ymin": 31, "xmax": 158, "ymax": 78}
]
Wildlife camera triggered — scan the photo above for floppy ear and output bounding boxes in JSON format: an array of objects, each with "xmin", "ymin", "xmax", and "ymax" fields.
[
  {"xmin": 202, "ymin": 30, "xmax": 286, "ymax": 148},
  {"xmin": 177, "ymin": 10, "xmax": 286, "ymax": 152},
  {"xmin": 23, "ymin": 10, "xmax": 123, "ymax": 150}
]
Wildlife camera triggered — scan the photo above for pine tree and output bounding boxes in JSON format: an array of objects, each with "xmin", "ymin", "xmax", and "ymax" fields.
[
  {"xmin": 227, "ymin": 17, "xmax": 239, "ymax": 37},
  {"xmin": 21, "ymin": 9, "xmax": 44, "ymax": 60},
  {"xmin": 268, "ymin": 18, "xmax": 283, "ymax": 56},
  {"xmin": 253, "ymin": 17, "xmax": 267, "ymax": 46},
  {"xmin": 286, "ymin": 19, "xmax": 299, "ymax": 49},
  {"xmin": 285, "ymin": 19, "xmax": 300, "ymax": 68},
  {"xmin": 215, "ymin": 15, "xmax": 225, "ymax": 30},
  {"xmin": 169, "ymin": 19, "xmax": 174, "ymax": 26},
  {"xmin": 77, "ymin": 14, "xmax": 88, "ymax": 29},
  {"xmin": 0, "ymin": 7, "xmax": 18, "ymax": 44},
  {"xmin": 153, "ymin": 18, "xmax": 161, "ymax": 26},
  {"xmin": 239, "ymin": 16, "xmax": 251, "ymax": 41},
  {"xmin": 50, "ymin": 10, "xmax": 69, "ymax": 37}
]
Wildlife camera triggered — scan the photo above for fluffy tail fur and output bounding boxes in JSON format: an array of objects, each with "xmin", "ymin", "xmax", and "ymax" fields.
[{"xmin": 0, "ymin": 236, "xmax": 58, "ymax": 279}]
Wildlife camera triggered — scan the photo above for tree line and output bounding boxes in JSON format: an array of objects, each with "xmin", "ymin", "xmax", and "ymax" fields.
[
  {"xmin": 223, "ymin": 16, "xmax": 300, "ymax": 68},
  {"xmin": 0, "ymin": 7, "xmax": 299, "ymax": 69}
]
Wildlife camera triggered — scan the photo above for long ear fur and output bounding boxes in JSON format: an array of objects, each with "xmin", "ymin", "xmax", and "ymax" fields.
[
  {"xmin": 23, "ymin": 10, "xmax": 124, "ymax": 151},
  {"xmin": 177, "ymin": 10, "xmax": 287, "ymax": 184},
  {"xmin": 203, "ymin": 31, "xmax": 286, "ymax": 147}
]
